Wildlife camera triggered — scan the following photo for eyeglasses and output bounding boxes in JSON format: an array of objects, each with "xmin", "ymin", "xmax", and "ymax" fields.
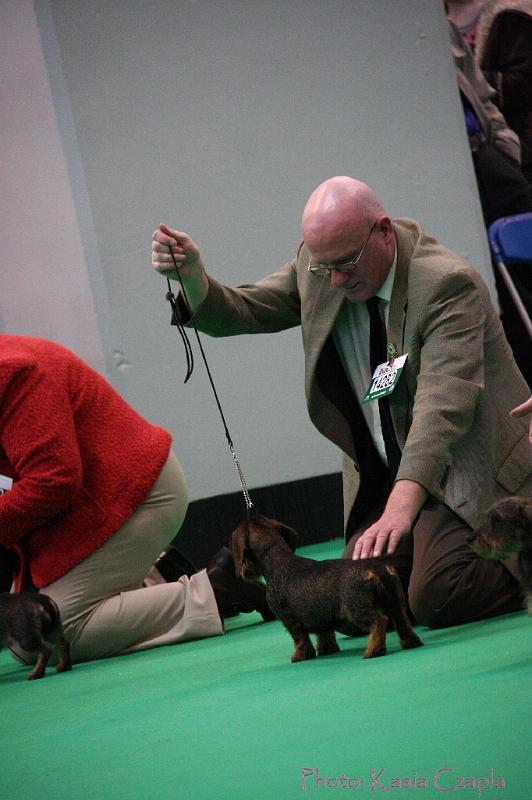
[{"xmin": 307, "ymin": 220, "xmax": 379, "ymax": 276}]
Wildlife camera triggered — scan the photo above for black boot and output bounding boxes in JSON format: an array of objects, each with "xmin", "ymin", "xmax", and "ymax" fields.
[
  {"xmin": 206, "ymin": 547, "xmax": 275, "ymax": 621},
  {"xmin": 152, "ymin": 545, "xmax": 197, "ymax": 582}
]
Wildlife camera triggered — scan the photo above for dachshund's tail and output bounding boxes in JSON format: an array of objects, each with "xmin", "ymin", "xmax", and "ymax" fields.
[{"xmin": 36, "ymin": 593, "xmax": 62, "ymax": 636}]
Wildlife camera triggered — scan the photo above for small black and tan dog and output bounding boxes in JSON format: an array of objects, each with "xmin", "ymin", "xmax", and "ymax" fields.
[
  {"xmin": 230, "ymin": 513, "xmax": 423, "ymax": 662},
  {"xmin": 468, "ymin": 496, "xmax": 532, "ymax": 615},
  {"xmin": 0, "ymin": 592, "xmax": 72, "ymax": 680}
]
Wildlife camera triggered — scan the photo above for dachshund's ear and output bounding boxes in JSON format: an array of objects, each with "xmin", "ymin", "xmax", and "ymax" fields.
[
  {"xmin": 230, "ymin": 524, "xmax": 250, "ymax": 578},
  {"xmin": 277, "ymin": 523, "xmax": 298, "ymax": 552}
]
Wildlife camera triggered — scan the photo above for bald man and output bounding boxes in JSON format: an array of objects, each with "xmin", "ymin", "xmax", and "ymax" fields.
[{"xmin": 151, "ymin": 176, "xmax": 531, "ymax": 629}]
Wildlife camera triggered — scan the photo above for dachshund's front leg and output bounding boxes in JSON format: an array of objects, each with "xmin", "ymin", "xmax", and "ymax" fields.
[
  {"xmin": 283, "ymin": 621, "xmax": 316, "ymax": 662},
  {"xmin": 316, "ymin": 630, "xmax": 340, "ymax": 656}
]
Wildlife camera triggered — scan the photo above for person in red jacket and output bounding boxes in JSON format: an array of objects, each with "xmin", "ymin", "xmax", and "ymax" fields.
[{"xmin": 0, "ymin": 335, "xmax": 270, "ymax": 665}]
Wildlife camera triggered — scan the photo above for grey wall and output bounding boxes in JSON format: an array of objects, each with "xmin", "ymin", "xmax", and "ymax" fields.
[
  {"xmin": 1, "ymin": 0, "xmax": 493, "ymax": 500},
  {"xmin": 0, "ymin": 0, "xmax": 107, "ymax": 373}
]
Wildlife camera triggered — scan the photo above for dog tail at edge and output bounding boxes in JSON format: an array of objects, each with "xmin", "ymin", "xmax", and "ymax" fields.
[{"xmin": 36, "ymin": 594, "xmax": 61, "ymax": 636}]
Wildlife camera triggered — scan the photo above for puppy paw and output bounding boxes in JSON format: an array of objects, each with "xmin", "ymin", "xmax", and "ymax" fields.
[
  {"xmin": 27, "ymin": 670, "xmax": 46, "ymax": 681},
  {"xmin": 363, "ymin": 646, "xmax": 387, "ymax": 659},
  {"xmin": 400, "ymin": 635, "xmax": 424, "ymax": 650},
  {"xmin": 291, "ymin": 647, "xmax": 316, "ymax": 662},
  {"xmin": 317, "ymin": 642, "xmax": 340, "ymax": 657},
  {"xmin": 318, "ymin": 644, "xmax": 340, "ymax": 656}
]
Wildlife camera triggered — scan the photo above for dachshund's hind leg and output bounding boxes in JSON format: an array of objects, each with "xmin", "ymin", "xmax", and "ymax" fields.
[
  {"xmin": 55, "ymin": 634, "xmax": 72, "ymax": 673},
  {"xmin": 47, "ymin": 621, "xmax": 72, "ymax": 673},
  {"xmin": 382, "ymin": 567, "xmax": 423, "ymax": 650},
  {"xmin": 27, "ymin": 642, "xmax": 52, "ymax": 680},
  {"xmin": 363, "ymin": 611, "xmax": 388, "ymax": 658}
]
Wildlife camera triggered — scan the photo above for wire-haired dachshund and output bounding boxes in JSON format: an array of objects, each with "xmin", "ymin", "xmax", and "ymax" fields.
[
  {"xmin": 0, "ymin": 593, "xmax": 72, "ymax": 680},
  {"xmin": 468, "ymin": 496, "xmax": 532, "ymax": 615},
  {"xmin": 230, "ymin": 513, "xmax": 423, "ymax": 662}
]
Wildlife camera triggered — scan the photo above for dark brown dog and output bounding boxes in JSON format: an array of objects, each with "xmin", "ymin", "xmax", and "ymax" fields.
[
  {"xmin": 230, "ymin": 514, "xmax": 423, "ymax": 662},
  {"xmin": 0, "ymin": 592, "xmax": 72, "ymax": 680},
  {"xmin": 468, "ymin": 496, "xmax": 532, "ymax": 614}
]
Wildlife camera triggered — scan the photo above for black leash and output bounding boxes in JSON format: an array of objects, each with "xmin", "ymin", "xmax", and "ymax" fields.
[{"xmin": 165, "ymin": 249, "xmax": 255, "ymax": 519}]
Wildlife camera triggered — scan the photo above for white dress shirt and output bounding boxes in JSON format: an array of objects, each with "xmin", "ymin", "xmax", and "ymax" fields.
[{"xmin": 331, "ymin": 252, "xmax": 398, "ymax": 466}]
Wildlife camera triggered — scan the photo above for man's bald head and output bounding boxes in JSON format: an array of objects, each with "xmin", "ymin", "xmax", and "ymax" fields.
[
  {"xmin": 301, "ymin": 176, "xmax": 395, "ymax": 302},
  {"xmin": 301, "ymin": 176, "xmax": 386, "ymax": 255}
]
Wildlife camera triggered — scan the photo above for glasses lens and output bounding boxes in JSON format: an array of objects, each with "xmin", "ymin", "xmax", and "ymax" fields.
[
  {"xmin": 325, "ymin": 261, "xmax": 353, "ymax": 274},
  {"xmin": 308, "ymin": 221, "xmax": 377, "ymax": 277},
  {"xmin": 309, "ymin": 264, "xmax": 330, "ymax": 275}
]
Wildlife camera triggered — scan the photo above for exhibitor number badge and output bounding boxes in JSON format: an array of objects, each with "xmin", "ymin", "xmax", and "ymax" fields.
[{"xmin": 362, "ymin": 354, "xmax": 407, "ymax": 404}]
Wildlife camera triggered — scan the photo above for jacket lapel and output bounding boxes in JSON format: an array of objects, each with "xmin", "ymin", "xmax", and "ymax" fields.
[
  {"xmin": 304, "ymin": 276, "xmax": 345, "ymax": 399},
  {"xmin": 387, "ymin": 222, "xmax": 412, "ymax": 447}
]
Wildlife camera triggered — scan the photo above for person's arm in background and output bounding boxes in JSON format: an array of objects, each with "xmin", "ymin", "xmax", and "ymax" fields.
[{"xmin": 479, "ymin": 12, "xmax": 532, "ymax": 120}]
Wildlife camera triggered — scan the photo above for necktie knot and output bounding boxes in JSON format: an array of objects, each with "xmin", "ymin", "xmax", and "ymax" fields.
[{"xmin": 366, "ymin": 296, "xmax": 380, "ymax": 314}]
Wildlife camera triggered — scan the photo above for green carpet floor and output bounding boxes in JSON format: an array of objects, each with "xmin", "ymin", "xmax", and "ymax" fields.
[{"xmin": 1, "ymin": 540, "xmax": 530, "ymax": 800}]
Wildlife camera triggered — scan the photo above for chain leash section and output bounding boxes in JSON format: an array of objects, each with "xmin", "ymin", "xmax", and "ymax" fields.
[{"xmin": 229, "ymin": 442, "xmax": 254, "ymax": 518}]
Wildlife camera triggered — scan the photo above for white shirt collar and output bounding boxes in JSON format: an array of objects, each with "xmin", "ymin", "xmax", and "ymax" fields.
[{"xmin": 376, "ymin": 246, "xmax": 397, "ymax": 305}]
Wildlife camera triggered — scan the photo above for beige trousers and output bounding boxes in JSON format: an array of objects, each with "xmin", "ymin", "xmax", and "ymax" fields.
[{"xmin": 12, "ymin": 451, "xmax": 223, "ymax": 665}]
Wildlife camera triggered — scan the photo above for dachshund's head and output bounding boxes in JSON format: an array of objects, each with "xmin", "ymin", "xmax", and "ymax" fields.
[{"xmin": 230, "ymin": 513, "xmax": 298, "ymax": 582}]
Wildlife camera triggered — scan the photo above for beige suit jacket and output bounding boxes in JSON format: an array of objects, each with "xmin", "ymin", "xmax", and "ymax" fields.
[{"xmin": 185, "ymin": 218, "xmax": 531, "ymax": 531}]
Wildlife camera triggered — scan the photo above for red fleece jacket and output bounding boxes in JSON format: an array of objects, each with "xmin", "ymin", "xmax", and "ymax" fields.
[{"xmin": 0, "ymin": 336, "xmax": 172, "ymax": 589}]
